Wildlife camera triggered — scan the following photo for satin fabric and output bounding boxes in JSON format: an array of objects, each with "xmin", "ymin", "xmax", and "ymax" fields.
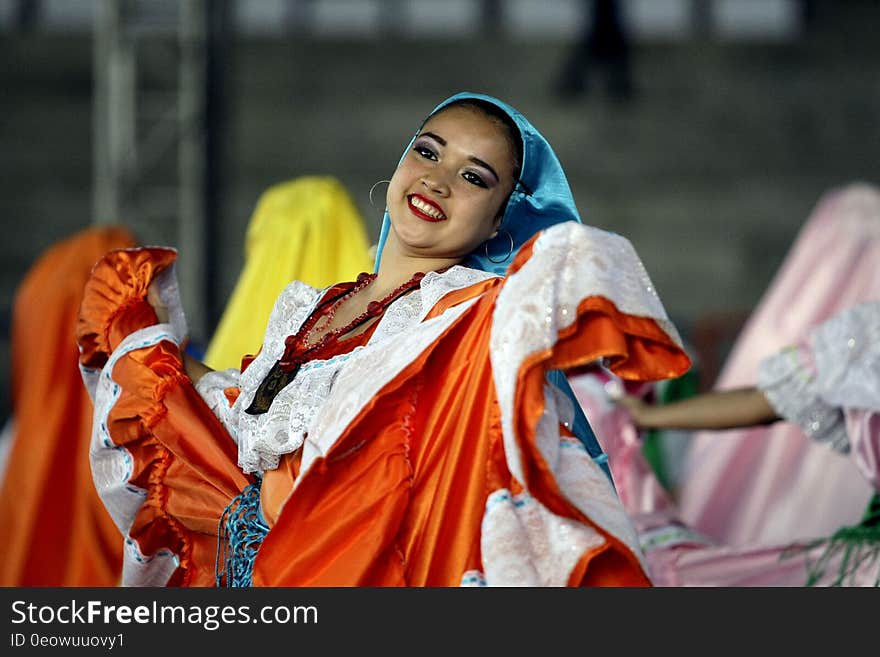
[
  {"xmin": 568, "ymin": 184, "xmax": 880, "ymax": 585},
  {"xmin": 77, "ymin": 93, "xmax": 691, "ymax": 586},
  {"xmin": 78, "ymin": 248, "xmax": 253, "ymax": 586},
  {"xmin": 77, "ymin": 233, "xmax": 689, "ymax": 586},
  {"xmin": 374, "ymin": 91, "xmax": 610, "ymax": 478},
  {"xmin": 678, "ymin": 183, "xmax": 880, "ymax": 545},
  {"xmin": 204, "ymin": 176, "xmax": 373, "ymax": 371},
  {"xmin": 0, "ymin": 226, "xmax": 135, "ymax": 586},
  {"xmin": 571, "ymin": 365, "xmax": 880, "ymax": 586},
  {"xmin": 257, "ymin": 238, "xmax": 688, "ymax": 585}
]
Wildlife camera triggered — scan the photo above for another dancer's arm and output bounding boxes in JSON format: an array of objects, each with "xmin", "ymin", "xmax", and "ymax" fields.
[{"xmin": 616, "ymin": 387, "xmax": 780, "ymax": 431}]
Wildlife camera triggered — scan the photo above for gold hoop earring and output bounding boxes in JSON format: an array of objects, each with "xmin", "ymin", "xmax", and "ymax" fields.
[
  {"xmin": 485, "ymin": 230, "xmax": 514, "ymax": 264},
  {"xmin": 369, "ymin": 180, "xmax": 391, "ymax": 208}
]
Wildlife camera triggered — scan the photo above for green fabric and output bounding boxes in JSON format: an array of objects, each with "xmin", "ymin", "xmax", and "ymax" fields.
[
  {"xmin": 642, "ymin": 368, "xmax": 700, "ymax": 491},
  {"xmin": 782, "ymin": 492, "xmax": 880, "ymax": 586},
  {"xmin": 802, "ymin": 492, "xmax": 880, "ymax": 587}
]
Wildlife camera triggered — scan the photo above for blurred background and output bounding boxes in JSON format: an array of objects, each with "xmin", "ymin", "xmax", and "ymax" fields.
[{"xmin": 1, "ymin": 0, "xmax": 879, "ymax": 425}]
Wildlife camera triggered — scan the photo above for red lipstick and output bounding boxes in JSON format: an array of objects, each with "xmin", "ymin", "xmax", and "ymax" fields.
[{"xmin": 407, "ymin": 194, "xmax": 446, "ymax": 222}]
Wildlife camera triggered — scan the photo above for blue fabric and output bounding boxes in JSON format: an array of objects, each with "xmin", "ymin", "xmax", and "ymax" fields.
[
  {"xmin": 373, "ymin": 92, "xmax": 611, "ymax": 484},
  {"xmin": 547, "ymin": 371, "xmax": 612, "ymax": 482},
  {"xmin": 216, "ymin": 478, "xmax": 269, "ymax": 588},
  {"xmin": 374, "ymin": 91, "xmax": 583, "ymax": 275}
]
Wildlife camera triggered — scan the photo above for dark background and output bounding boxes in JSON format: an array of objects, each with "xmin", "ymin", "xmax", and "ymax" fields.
[{"xmin": 2, "ymin": 0, "xmax": 879, "ymax": 423}]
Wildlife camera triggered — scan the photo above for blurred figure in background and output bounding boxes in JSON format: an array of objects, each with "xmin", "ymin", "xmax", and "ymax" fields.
[
  {"xmin": 678, "ymin": 182, "xmax": 880, "ymax": 546},
  {"xmin": 555, "ymin": 0, "xmax": 634, "ymax": 101},
  {"xmin": 576, "ymin": 182, "xmax": 880, "ymax": 585},
  {"xmin": 0, "ymin": 225, "xmax": 136, "ymax": 586},
  {"xmin": 204, "ymin": 176, "xmax": 374, "ymax": 371},
  {"xmin": 620, "ymin": 300, "xmax": 880, "ymax": 585}
]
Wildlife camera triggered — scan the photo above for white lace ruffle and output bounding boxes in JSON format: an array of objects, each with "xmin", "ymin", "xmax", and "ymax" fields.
[
  {"xmin": 152, "ymin": 262, "xmax": 188, "ymax": 345},
  {"xmin": 87, "ymin": 323, "xmax": 184, "ymax": 586},
  {"xmin": 480, "ymin": 485, "xmax": 605, "ymax": 586},
  {"xmin": 757, "ymin": 345, "xmax": 849, "ymax": 453},
  {"xmin": 488, "ymin": 221, "xmax": 676, "ymax": 568},
  {"xmin": 195, "ymin": 368, "xmax": 242, "ymax": 443},
  {"xmin": 479, "ymin": 436, "xmax": 643, "ymax": 585},
  {"xmin": 226, "ymin": 281, "xmax": 320, "ymax": 473},
  {"xmin": 813, "ymin": 301, "xmax": 880, "ymax": 412},
  {"xmin": 491, "ymin": 222, "xmax": 681, "ymax": 480},
  {"xmin": 347, "ymin": 267, "xmax": 495, "ymax": 345},
  {"xmin": 233, "ymin": 267, "xmax": 495, "ymax": 474},
  {"xmin": 419, "ymin": 266, "xmax": 497, "ymax": 317},
  {"xmin": 554, "ymin": 435, "xmax": 645, "ymax": 570}
]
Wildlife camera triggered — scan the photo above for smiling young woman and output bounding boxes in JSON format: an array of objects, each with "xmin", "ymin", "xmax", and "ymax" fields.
[
  {"xmin": 76, "ymin": 92, "xmax": 690, "ymax": 587},
  {"xmin": 383, "ymin": 103, "xmax": 517, "ymax": 265}
]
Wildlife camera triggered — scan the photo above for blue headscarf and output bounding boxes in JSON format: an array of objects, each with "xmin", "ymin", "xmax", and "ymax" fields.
[
  {"xmin": 374, "ymin": 91, "xmax": 583, "ymax": 275},
  {"xmin": 374, "ymin": 92, "xmax": 611, "ymax": 482}
]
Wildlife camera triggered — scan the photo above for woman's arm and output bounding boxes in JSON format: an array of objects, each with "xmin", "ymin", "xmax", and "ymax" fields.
[
  {"xmin": 147, "ymin": 280, "xmax": 214, "ymax": 385},
  {"xmin": 616, "ymin": 386, "xmax": 780, "ymax": 431},
  {"xmin": 181, "ymin": 353, "xmax": 213, "ymax": 386}
]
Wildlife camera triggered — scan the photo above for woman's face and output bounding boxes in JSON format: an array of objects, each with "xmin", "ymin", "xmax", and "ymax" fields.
[{"xmin": 386, "ymin": 105, "xmax": 518, "ymax": 262}]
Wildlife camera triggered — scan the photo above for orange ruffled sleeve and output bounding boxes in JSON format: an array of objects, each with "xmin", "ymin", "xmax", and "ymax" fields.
[
  {"xmin": 78, "ymin": 248, "xmax": 252, "ymax": 586},
  {"xmin": 502, "ymin": 229, "xmax": 691, "ymax": 584}
]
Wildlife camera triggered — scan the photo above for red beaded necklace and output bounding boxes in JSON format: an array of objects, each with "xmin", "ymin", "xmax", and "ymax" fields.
[
  {"xmin": 244, "ymin": 269, "xmax": 432, "ymax": 415},
  {"xmin": 300, "ymin": 271, "xmax": 378, "ymax": 349}
]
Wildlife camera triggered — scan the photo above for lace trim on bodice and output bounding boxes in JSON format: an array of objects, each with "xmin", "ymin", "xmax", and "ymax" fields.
[{"xmin": 229, "ymin": 268, "xmax": 496, "ymax": 474}]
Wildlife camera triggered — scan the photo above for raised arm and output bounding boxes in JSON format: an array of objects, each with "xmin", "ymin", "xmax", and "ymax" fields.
[
  {"xmin": 616, "ymin": 386, "xmax": 780, "ymax": 431},
  {"xmin": 147, "ymin": 280, "xmax": 214, "ymax": 385}
]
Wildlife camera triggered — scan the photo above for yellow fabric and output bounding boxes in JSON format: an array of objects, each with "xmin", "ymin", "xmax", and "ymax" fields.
[{"xmin": 204, "ymin": 176, "xmax": 374, "ymax": 370}]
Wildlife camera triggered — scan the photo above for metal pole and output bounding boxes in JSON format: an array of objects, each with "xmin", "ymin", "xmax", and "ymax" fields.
[
  {"xmin": 178, "ymin": 0, "xmax": 208, "ymax": 342},
  {"xmin": 92, "ymin": 0, "xmax": 116, "ymax": 224},
  {"xmin": 93, "ymin": 0, "xmax": 137, "ymax": 226},
  {"xmin": 204, "ymin": 0, "xmax": 230, "ymax": 332}
]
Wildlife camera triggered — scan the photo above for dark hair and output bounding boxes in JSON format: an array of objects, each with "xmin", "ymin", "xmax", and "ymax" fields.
[{"xmin": 437, "ymin": 99, "xmax": 523, "ymax": 178}]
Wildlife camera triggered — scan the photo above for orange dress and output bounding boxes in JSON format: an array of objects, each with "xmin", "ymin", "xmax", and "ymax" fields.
[
  {"xmin": 77, "ymin": 222, "xmax": 690, "ymax": 586},
  {"xmin": 0, "ymin": 226, "xmax": 135, "ymax": 586}
]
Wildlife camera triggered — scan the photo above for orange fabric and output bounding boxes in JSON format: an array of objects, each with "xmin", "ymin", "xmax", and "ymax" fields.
[
  {"xmin": 76, "ymin": 259, "xmax": 381, "ymax": 586},
  {"xmin": 78, "ymin": 247, "xmax": 689, "ymax": 587},
  {"xmin": 223, "ymin": 387, "xmax": 241, "ymax": 406},
  {"xmin": 253, "ymin": 275, "xmax": 686, "ymax": 586},
  {"xmin": 78, "ymin": 246, "xmax": 177, "ymax": 369},
  {"xmin": 0, "ymin": 226, "xmax": 136, "ymax": 586},
  {"xmin": 505, "ymin": 234, "xmax": 690, "ymax": 583},
  {"xmin": 77, "ymin": 250, "xmax": 253, "ymax": 586}
]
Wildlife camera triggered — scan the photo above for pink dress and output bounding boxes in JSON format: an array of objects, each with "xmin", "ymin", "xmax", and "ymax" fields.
[
  {"xmin": 679, "ymin": 183, "xmax": 880, "ymax": 546},
  {"xmin": 572, "ymin": 302, "xmax": 880, "ymax": 586},
  {"xmin": 569, "ymin": 182, "xmax": 880, "ymax": 585}
]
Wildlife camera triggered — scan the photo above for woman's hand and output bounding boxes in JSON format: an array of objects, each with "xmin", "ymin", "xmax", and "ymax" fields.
[
  {"xmin": 615, "ymin": 394, "xmax": 652, "ymax": 429},
  {"xmin": 147, "ymin": 280, "xmax": 170, "ymax": 324},
  {"xmin": 146, "ymin": 279, "xmax": 214, "ymax": 385}
]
